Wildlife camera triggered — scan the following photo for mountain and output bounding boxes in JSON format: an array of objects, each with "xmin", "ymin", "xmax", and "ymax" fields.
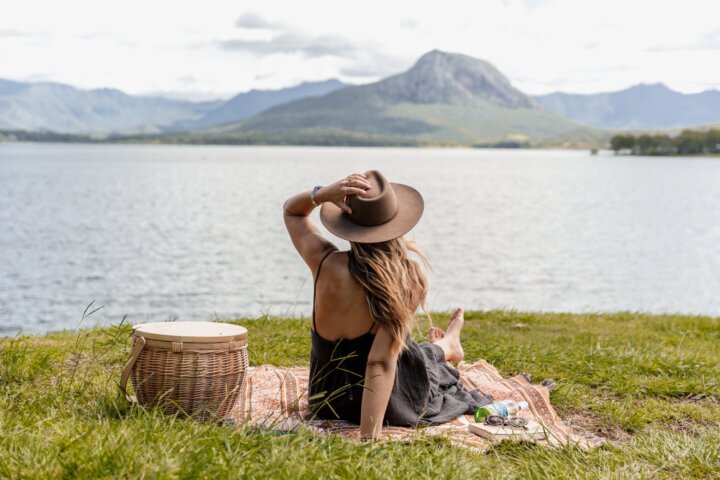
[
  {"xmin": 0, "ymin": 78, "xmax": 346, "ymax": 135},
  {"xmin": 534, "ymin": 83, "xmax": 720, "ymax": 129},
  {"xmin": 0, "ymin": 79, "xmax": 28, "ymax": 96},
  {"xmin": 170, "ymin": 79, "xmax": 346, "ymax": 131},
  {"xmin": 0, "ymin": 80, "xmax": 222, "ymax": 134},
  {"xmin": 205, "ymin": 50, "xmax": 604, "ymax": 146}
]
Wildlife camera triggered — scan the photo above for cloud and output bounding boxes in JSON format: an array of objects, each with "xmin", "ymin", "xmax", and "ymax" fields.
[
  {"xmin": 235, "ymin": 12, "xmax": 274, "ymax": 30},
  {"xmin": 176, "ymin": 75, "xmax": 197, "ymax": 85},
  {"xmin": 338, "ymin": 53, "xmax": 413, "ymax": 79},
  {"xmin": 512, "ymin": 75, "xmax": 600, "ymax": 87},
  {"xmin": 518, "ymin": 0, "xmax": 553, "ymax": 10},
  {"xmin": 76, "ymin": 31, "xmax": 111, "ymax": 40},
  {"xmin": 399, "ymin": 18, "xmax": 419, "ymax": 29},
  {"xmin": 574, "ymin": 64, "xmax": 632, "ymax": 73},
  {"xmin": 219, "ymin": 26, "xmax": 413, "ymax": 81},
  {"xmin": 19, "ymin": 72, "xmax": 54, "ymax": 82},
  {"xmin": 0, "ymin": 28, "xmax": 42, "ymax": 38},
  {"xmin": 647, "ymin": 28, "xmax": 720, "ymax": 52},
  {"xmin": 219, "ymin": 32, "xmax": 357, "ymax": 58},
  {"xmin": 696, "ymin": 28, "xmax": 720, "ymax": 49},
  {"xmin": 220, "ymin": 17, "xmax": 411, "ymax": 79}
]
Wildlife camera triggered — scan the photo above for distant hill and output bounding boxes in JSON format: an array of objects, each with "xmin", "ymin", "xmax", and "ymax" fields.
[
  {"xmin": 0, "ymin": 79, "xmax": 28, "ymax": 96},
  {"xmin": 205, "ymin": 50, "xmax": 605, "ymax": 146},
  {"xmin": 0, "ymin": 80, "xmax": 224, "ymax": 133},
  {"xmin": 0, "ymin": 80, "xmax": 221, "ymax": 134},
  {"xmin": 534, "ymin": 83, "xmax": 720, "ymax": 129},
  {"xmin": 0, "ymin": 78, "xmax": 346, "ymax": 135},
  {"xmin": 169, "ymin": 79, "xmax": 346, "ymax": 131}
]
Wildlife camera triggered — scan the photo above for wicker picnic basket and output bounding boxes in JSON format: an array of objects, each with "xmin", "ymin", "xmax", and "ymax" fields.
[{"xmin": 120, "ymin": 321, "xmax": 248, "ymax": 420}]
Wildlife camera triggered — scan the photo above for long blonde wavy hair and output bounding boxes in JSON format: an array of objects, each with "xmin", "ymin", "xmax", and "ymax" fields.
[{"xmin": 348, "ymin": 236, "xmax": 430, "ymax": 355}]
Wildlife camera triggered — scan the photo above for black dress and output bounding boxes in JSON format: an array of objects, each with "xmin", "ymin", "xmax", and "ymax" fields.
[{"xmin": 308, "ymin": 251, "xmax": 491, "ymax": 426}]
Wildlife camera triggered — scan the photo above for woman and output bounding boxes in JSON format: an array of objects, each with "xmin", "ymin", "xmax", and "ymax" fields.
[{"xmin": 283, "ymin": 170, "xmax": 490, "ymax": 440}]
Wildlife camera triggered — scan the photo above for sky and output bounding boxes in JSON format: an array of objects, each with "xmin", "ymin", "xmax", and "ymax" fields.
[{"xmin": 1, "ymin": 0, "xmax": 719, "ymax": 101}]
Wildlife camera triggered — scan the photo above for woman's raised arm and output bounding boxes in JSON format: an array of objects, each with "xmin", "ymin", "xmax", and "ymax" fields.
[{"xmin": 283, "ymin": 173, "xmax": 371, "ymax": 272}]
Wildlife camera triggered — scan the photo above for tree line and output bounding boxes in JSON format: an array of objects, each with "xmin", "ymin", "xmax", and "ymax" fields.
[{"xmin": 610, "ymin": 129, "xmax": 720, "ymax": 155}]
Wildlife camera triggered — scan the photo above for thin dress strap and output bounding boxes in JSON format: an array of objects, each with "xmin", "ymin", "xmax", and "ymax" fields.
[{"xmin": 312, "ymin": 250, "xmax": 335, "ymax": 331}]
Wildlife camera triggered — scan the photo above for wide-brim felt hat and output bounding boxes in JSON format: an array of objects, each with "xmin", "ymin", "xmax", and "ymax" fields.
[{"xmin": 320, "ymin": 170, "xmax": 424, "ymax": 243}]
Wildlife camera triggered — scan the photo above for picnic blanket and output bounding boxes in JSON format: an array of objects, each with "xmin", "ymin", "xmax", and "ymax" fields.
[{"xmin": 230, "ymin": 359, "xmax": 605, "ymax": 451}]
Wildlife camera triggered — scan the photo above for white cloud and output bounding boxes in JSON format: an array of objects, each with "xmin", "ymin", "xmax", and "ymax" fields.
[
  {"xmin": 0, "ymin": 0, "xmax": 718, "ymax": 99},
  {"xmin": 648, "ymin": 28, "xmax": 720, "ymax": 52},
  {"xmin": 219, "ymin": 32, "xmax": 358, "ymax": 58},
  {"xmin": 0, "ymin": 28, "xmax": 43, "ymax": 38},
  {"xmin": 234, "ymin": 12, "xmax": 275, "ymax": 30}
]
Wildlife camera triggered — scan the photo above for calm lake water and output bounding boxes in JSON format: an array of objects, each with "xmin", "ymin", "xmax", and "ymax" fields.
[{"xmin": 1, "ymin": 143, "xmax": 719, "ymax": 335}]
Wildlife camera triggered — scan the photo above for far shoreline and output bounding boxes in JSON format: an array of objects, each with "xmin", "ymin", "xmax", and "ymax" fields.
[
  {"xmin": 5, "ymin": 140, "xmax": 720, "ymax": 157},
  {"xmin": 0, "ymin": 129, "xmax": 608, "ymax": 150},
  {"xmin": 0, "ymin": 140, "xmax": 605, "ymax": 152}
]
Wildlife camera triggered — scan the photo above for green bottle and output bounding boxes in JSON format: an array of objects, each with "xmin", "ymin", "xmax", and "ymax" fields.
[
  {"xmin": 474, "ymin": 400, "xmax": 529, "ymax": 422},
  {"xmin": 474, "ymin": 405, "xmax": 499, "ymax": 423}
]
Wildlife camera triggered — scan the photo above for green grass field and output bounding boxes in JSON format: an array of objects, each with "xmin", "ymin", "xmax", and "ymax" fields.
[{"xmin": 1, "ymin": 311, "xmax": 719, "ymax": 479}]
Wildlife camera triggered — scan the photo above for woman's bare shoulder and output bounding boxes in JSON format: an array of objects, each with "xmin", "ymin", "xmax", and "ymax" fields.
[
  {"xmin": 324, "ymin": 249, "xmax": 349, "ymax": 266},
  {"xmin": 321, "ymin": 250, "xmax": 350, "ymax": 280},
  {"xmin": 319, "ymin": 250, "xmax": 366, "ymax": 297}
]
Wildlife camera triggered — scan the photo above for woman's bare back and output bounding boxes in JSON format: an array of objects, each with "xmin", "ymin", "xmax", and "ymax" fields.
[{"xmin": 313, "ymin": 251, "xmax": 378, "ymax": 341}]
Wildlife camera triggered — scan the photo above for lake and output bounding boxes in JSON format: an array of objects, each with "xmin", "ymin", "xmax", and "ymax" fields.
[{"xmin": 1, "ymin": 143, "xmax": 719, "ymax": 336}]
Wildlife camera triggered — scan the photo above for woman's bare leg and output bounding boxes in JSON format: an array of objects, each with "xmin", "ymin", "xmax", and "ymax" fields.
[{"xmin": 428, "ymin": 308, "xmax": 465, "ymax": 363}]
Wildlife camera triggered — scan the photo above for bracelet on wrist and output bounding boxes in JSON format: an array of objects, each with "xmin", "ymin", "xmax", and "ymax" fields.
[{"xmin": 310, "ymin": 185, "xmax": 323, "ymax": 206}]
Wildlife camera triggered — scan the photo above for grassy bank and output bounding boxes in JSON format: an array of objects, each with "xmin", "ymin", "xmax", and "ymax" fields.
[{"xmin": 1, "ymin": 311, "xmax": 719, "ymax": 479}]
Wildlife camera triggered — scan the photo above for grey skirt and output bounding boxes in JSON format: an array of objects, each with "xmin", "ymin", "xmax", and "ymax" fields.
[{"xmin": 384, "ymin": 340, "xmax": 492, "ymax": 426}]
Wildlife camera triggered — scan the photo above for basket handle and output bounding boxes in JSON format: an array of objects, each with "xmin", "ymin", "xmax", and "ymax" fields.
[{"xmin": 120, "ymin": 336, "xmax": 146, "ymax": 403}]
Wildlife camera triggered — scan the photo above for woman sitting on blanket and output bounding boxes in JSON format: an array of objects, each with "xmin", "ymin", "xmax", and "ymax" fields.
[{"xmin": 283, "ymin": 170, "xmax": 490, "ymax": 440}]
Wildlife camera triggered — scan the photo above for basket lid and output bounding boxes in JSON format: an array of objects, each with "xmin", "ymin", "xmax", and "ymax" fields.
[{"xmin": 131, "ymin": 321, "xmax": 248, "ymax": 343}]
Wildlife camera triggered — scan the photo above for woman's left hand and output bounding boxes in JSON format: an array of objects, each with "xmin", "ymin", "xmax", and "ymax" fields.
[{"xmin": 316, "ymin": 173, "xmax": 372, "ymax": 214}]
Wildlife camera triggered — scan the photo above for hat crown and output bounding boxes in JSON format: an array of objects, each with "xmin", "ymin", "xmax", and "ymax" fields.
[
  {"xmin": 319, "ymin": 170, "xmax": 423, "ymax": 244},
  {"xmin": 347, "ymin": 170, "xmax": 398, "ymax": 226}
]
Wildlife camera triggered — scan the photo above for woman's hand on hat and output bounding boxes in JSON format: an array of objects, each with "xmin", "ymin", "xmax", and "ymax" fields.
[{"xmin": 317, "ymin": 173, "xmax": 371, "ymax": 214}]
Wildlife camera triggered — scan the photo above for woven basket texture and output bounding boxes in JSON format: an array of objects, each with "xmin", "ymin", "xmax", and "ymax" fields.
[{"xmin": 129, "ymin": 336, "xmax": 248, "ymax": 420}]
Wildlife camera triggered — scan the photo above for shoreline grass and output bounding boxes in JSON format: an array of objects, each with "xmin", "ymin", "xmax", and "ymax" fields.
[{"xmin": 2, "ymin": 310, "xmax": 719, "ymax": 478}]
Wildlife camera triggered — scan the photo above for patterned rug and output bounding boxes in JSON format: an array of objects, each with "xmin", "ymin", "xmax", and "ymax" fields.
[{"xmin": 231, "ymin": 360, "xmax": 606, "ymax": 451}]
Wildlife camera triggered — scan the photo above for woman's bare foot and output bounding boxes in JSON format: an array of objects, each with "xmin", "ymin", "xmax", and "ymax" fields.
[
  {"xmin": 428, "ymin": 326, "xmax": 445, "ymax": 343},
  {"xmin": 435, "ymin": 308, "xmax": 465, "ymax": 363}
]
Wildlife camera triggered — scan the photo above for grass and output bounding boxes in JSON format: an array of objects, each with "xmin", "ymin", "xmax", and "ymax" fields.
[{"xmin": 1, "ymin": 310, "xmax": 719, "ymax": 479}]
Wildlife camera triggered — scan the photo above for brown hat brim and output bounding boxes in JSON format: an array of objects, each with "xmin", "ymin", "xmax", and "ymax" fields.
[{"xmin": 320, "ymin": 183, "xmax": 424, "ymax": 243}]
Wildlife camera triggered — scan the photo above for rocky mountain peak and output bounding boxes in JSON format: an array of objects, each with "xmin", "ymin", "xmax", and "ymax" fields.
[{"xmin": 371, "ymin": 50, "xmax": 532, "ymax": 108}]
